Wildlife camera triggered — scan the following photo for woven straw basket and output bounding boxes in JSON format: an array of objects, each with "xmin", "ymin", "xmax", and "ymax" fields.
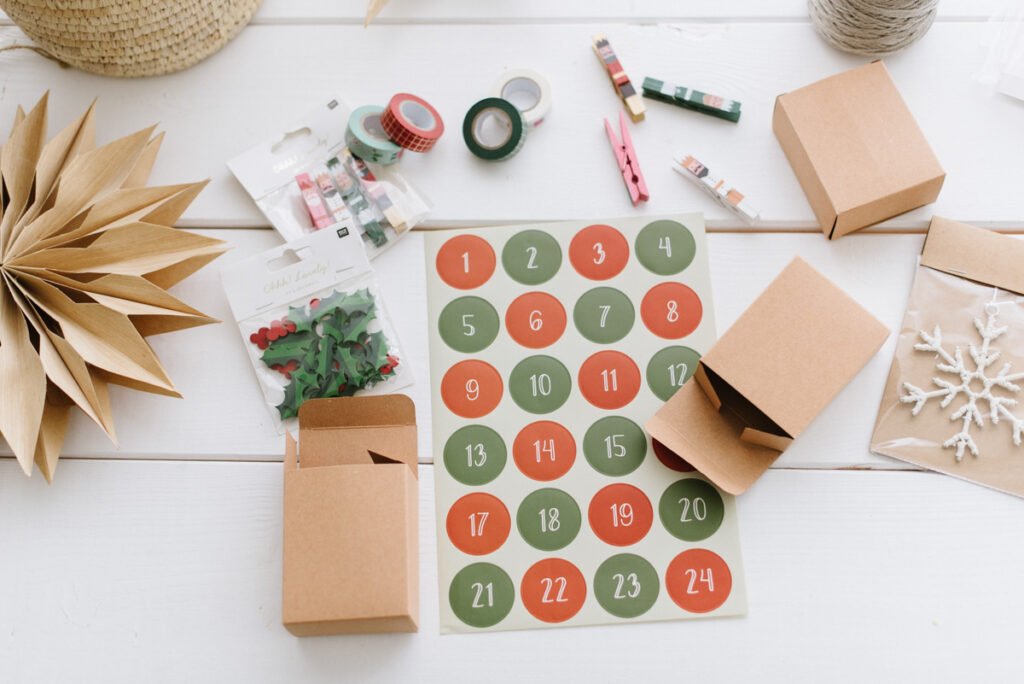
[{"xmin": 0, "ymin": 0, "xmax": 262, "ymax": 77}]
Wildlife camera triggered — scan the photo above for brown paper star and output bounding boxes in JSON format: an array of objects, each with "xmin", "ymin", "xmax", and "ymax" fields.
[{"xmin": 0, "ymin": 94, "xmax": 225, "ymax": 481}]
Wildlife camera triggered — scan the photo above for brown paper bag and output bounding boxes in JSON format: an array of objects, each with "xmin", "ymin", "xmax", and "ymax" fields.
[{"xmin": 871, "ymin": 217, "xmax": 1024, "ymax": 497}]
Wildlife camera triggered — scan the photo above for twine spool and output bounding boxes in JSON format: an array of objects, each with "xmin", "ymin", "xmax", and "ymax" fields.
[
  {"xmin": 808, "ymin": 0, "xmax": 939, "ymax": 56},
  {"xmin": 0, "ymin": 0, "xmax": 262, "ymax": 78}
]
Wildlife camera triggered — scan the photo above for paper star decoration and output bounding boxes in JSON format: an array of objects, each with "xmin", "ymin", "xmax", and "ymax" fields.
[
  {"xmin": 901, "ymin": 303, "xmax": 1024, "ymax": 462},
  {"xmin": 0, "ymin": 94, "xmax": 225, "ymax": 481}
]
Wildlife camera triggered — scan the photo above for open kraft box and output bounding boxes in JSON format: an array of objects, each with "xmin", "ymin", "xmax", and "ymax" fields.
[{"xmin": 282, "ymin": 395, "xmax": 418, "ymax": 635}]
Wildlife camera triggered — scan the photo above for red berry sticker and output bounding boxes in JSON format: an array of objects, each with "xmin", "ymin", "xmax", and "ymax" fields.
[
  {"xmin": 520, "ymin": 558, "xmax": 587, "ymax": 623},
  {"xmin": 569, "ymin": 224, "xmax": 629, "ymax": 280}
]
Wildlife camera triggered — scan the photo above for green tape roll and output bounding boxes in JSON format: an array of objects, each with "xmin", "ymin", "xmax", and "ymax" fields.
[
  {"xmin": 462, "ymin": 97, "xmax": 527, "ymax": 161},
  {"xmin": 347, "ymin": 105, "xmax": 404, "ymax": 165}
]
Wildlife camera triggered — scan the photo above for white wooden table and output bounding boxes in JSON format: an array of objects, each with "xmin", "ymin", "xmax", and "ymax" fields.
[{"xmin": 3, "ymin": 2, "xmax": 1024, "ymax": 681}]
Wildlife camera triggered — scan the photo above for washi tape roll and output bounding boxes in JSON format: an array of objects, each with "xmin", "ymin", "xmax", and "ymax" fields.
[
  {"xmin": 462, "ymin": 98, "xmax": 528, "ymax": 161},
  {"xmin": 380, "ymin": 93, "xmax": 445, "ymax": 153},
  {"xmin": 346, "ymin": 105, "xmax": 404, "ymax": 165},
  {"xmin": 490, "ymin": 69, "xmax": 552, "ymax": 128}
]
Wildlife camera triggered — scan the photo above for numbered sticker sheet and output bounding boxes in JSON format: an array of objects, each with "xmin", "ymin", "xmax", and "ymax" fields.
[{"xmin": 425, "ymin": 214, "xmax": 747, "ymax": 633}]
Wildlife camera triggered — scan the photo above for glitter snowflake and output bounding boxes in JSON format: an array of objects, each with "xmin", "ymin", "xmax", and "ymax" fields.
[{"xmin": 901, "ymin": 304, "xmax": 1024, "ymax": 462}]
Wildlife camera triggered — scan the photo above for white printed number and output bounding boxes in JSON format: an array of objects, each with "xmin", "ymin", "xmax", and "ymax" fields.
[
  {"xmin": 471, "ymin": 581, "xmax": 494, "ymax": 608},
  {"xmin": 593, "ymin": 242, "xmax": 606, "ymax": 265},
  {"xmin": 609, "ymin": 502, "xmax": 634, "ymax": 527},
  {"xmin": 540, "ymin": 576, "xmax": 569, "ymax": 603},
  {"xmin": 658, "ymin": 236, "xmax": 672, "ymax": 258},
  {"xmin": 465, "ymin": 443, "xmax": 487, "ymax": 467},
  {"xmin": 525, "ymin": 246, "xmax": 538, "ymax": 270},
  {"xmin": 678, "ymin": 497, "xmax": 707, "ymax": 523},
  {"xmin": 468, "ymin": 511, "xmax": 489, "ymax": 537},
  {"xmin": 461, "ymin": 314, "xmax": 476, "ymax": 337},
  {"xmin": 530, "ymin": 373, "xmax": 552, "ymax": 397},
  {"xmin": 685, "ymin": 568, "xmax": 715, "ymax": 594},
  {"xmin": 466, "ymin": 379, "xmax": 480, "ymax": 401},
  {"xmin": 538, "ymin": 507, "xmax": 561, "ymax": 532},
  {"xmin": 604, "ymin": 433, "xmax": 626, "ymax": 459},
  {"xmin": 666, "ymin": 300, "xmax": 679, "ymax": 323},
  {"xmin": 612, "ymin": 572, "xmax": 641, "ymax": 599},
  {"xmin": 533, "ymin": 438, "xmax": 556, "ymax": 463},
  {"xmin": 667, "ymin": 362, "xmax": 688, "ymax": 387},
  {"xmin": 529, "ymin": 310, "xmax": 543, "ymax": 331}
]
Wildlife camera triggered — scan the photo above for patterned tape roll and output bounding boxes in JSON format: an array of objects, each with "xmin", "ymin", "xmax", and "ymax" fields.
[
  {"xmin": 490, "ymin": 69, "xmax": 552, "ymax": 128},
  {"xmin": 346, "ymin": 105, "xmax": 404, "ymax": 165},
  {"xmin": 462, "ymin": 97, "xmax": 527, "ymax": 161},
  {"xmin": 380, "ymin": 93, "xmax": 445, "ymax": 153}
]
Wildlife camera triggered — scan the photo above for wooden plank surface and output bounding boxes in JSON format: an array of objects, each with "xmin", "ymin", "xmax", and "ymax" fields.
[
  {"xmin": 0, "ymin": 229, "xmax": 932, "ymax": 472},
  {"xmin": 1, "ymin": 21, "xmax": 1020, "ymax": 230},
  {"xmin": 1, "ymin": 459, "xmax": 1021, "ymax": 683}
]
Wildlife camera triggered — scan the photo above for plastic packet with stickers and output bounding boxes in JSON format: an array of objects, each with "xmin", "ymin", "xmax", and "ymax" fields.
[
  {"xmin": 221, "ymin": 226, "xmax": 412, "ymax": 433},
  {"xmin": 228, "ymin": 97, "xmax": 430, "ymax": 256}
]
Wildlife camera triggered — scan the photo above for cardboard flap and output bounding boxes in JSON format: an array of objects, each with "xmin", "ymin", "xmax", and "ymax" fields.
[
  {"xmin": 294, "ymin": 395, "xmax": 417, "ymax": 472},
  {"xmin": 695, "ymin": 365, "xmax": 790, "ymax": 442},
  {"xmin": 646, "ymin": 382, "xmax": 781, "ymax": 495},
  {"xmin": 701, "ymin": 257, "xmax": 889, "ymax": 438},
  {"xmin": 921, "ymin": 216, "xmax": 1024, "ymax": 296}
]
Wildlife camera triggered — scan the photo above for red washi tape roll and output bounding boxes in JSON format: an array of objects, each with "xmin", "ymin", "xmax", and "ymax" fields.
[{"xmin": 380, "ymin": 93, "xmax": 445, "ymax": 153}]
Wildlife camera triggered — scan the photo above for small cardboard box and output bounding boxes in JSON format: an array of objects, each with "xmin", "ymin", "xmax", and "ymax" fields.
[
  {"xmin": 647, "ymin": 258, "xmax": 889, "ymax": 494},
  {"xmin": 282, "ymin": 395, "xmax": 418, "ymax": 636},
  {"xmin": 773, "ymin": 61, "xmax": 945, "ymax": 239}
]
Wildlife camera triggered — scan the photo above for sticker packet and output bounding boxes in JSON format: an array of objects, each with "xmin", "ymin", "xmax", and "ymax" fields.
[
  {"xmin": 228, "ymin": 98, "xmax": 430, "ymax": 256},
  {"xmin": 221, "ymin": 227, "xmax": 412, "ymax": 433},
  {"xmin": 871, "ymin": 217, "xmax": 1024, "ymax": 497}
]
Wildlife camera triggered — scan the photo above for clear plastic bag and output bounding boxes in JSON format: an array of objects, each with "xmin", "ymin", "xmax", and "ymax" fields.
[
  {"xmin": 221, "ymin": 227, "xmax": 412, "ymax": 433},
  {"xmin": 228, "ymin": 97, "xmax": 431, "ymax": 256}
]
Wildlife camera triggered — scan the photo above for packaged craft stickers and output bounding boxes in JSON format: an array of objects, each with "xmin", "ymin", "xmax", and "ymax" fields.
[
  {"xmin": 228, "ymin": 98, "xmax": 430, "ymax": 255},
  {"xmin": 222, "ymin": 227, "xmax": 411, "ymax": 433},
  {"xmin": 425, "ymin": 215, "xmax": 746, "ymax": 633},
  {"xmin": 872, "ymin": 217, "xmax": 1024, "ymax": 497}
]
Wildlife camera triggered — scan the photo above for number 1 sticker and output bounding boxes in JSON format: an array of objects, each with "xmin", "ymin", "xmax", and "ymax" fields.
[{"xmin": 436, "ymin": 234, "xmax": 496, "ymax": 289}]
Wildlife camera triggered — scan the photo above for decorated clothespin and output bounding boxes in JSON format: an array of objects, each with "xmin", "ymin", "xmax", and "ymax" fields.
[
  {"xmin": 643, "ymin": 77, "xmax": 742, "ymax": 123},
  {"xmin": 605, "ymin": 112, "xmax": 649, "ymax": 206},
  {"xmin": 672, "ymin": 154, "xmax": 758, "ymax": 224},
  {"xmin": 592, "ymin": 33, "xmax": 645, "ymax": 122}
]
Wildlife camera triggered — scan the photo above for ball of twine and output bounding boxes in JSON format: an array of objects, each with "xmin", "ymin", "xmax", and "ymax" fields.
[{"xmin": 808, "ymin": 0, "xmax": 939, "ymax": 56}]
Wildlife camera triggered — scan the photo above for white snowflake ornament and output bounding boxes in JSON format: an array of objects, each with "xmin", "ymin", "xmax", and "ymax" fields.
[{"xmin": 901, "ymin": 303, "xmax": 1024, "ymax": 462}]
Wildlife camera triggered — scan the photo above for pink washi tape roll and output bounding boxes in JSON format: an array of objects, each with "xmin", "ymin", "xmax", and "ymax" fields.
[{"xmin": 380, "ymin": 93, "xmax": 445, "ymax": 152}]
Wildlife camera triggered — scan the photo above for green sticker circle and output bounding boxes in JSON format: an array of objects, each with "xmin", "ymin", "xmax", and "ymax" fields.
[
  {"xmin": 646, "ymin": 346, "xmax": 702, "ymax": 401},
  {"xmin": 502, "ymin": 230, "xmax": 562, "ymax": 285},
  {"xmin": 449, "ymin": 562, "xmax": 515, "ymax": 628},
  {"xmin": 509, "ymin": 355, "xmax": 572, "ymax": 414},
  {"xmin": 573, "ymin": 287, "xmax": 635, "ymax": 344},
  {"xmin": 659, "ymin": 478, "xmax": 725, "ymax": 542},
  {"xmin": 438, "ymin": 297, "xmax": 500, "ymax": 353},
  {"xmin": 583, "ymin": 416, "xmax": 647, "ymax": 477},
  {"xmin": 443, "ymin": 425, "xmax": 507, "ymax": 486},
  {"xmin": 635, "ymin": 220, "xmax": 697, "ymax": 275},
  {"xmin": 516, "ymin": 488, "xmax": 582, "ymax": 551},
  {"xmin": 594, "ymin": 553, "xmax": 660, "ymax": 618}
]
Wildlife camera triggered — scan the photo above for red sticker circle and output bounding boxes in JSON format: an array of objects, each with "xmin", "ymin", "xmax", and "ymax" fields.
[
  {"xmin": 505, "ymin": 292, "xmax": 567, "ymax": 349},
  {"xmin": 578, "ymin": 350, "xmax": 641, "ymax": 409},
  {"xmin": 436, "ymin": 235, "xmax": 496, "ymax": 290},
  {"xmin": 666, "ymin": 548, "xmax": 733, "ymax": 613},
  {"xmin": 653, "ymin": 439, "xmax": 696, "ymax": 472},
  {"xmin": 569, "ymin": 224, "xmax": 630, "ymax": 280},
  {"xmin": 441, "ymin": 360, "xmax": 503, "ymax": 418},
  {"xmin": 520, "ymin": 558, "xmax": 587, "ymax": 623},
  {"xmin": 588, "ymin": 483, "xmax": 653, "ymax": 546},
  {"xmin": 640, "ymin": 282, "xmax": 702, "ymax": 339},
  {"xmin": 513, "ymin": 421, "xmax": 577, "ymax": 481},
  {"xmin": 446, "ymin": 492, "xmax": 511, "ymax": 556}
]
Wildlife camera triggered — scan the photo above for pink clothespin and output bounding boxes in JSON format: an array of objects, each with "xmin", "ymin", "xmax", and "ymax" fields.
[{"xmin": 604, "ymin": 111, "xmax": 649, "ymax": 206}]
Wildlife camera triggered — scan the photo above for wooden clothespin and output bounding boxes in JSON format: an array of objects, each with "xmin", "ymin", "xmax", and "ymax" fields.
[
  {"xmin": 672, "ymin": 154, "xmax": 759, "ymax": 224},
  {"xmin": 592, "ymin": 33, "xmax": 645, "ymax": 123},
  {"xmin": 605, "ymin": 112, "xmax": 649, "ymax": 206}
]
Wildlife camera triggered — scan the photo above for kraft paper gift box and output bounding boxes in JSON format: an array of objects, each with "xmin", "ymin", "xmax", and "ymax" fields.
[
  {"xmin": 647, "ymin": 258, "xmax": 890, "ymax": 494},
  {"xmin": 871, "ymin": 217, "xmax": 1024, "ymax": 498},
  {"xmin": 773, "ymin": 61, "xmax": 945, "ymax": 240},
  {"xmin": 282, "ymin": 395, "xmax": 419, "ymax": 635}
]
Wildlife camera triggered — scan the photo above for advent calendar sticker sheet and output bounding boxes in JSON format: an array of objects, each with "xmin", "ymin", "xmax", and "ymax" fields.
[{"xmin": 425, "ymin": 214, "xmax": 747, "ymax": 633}]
